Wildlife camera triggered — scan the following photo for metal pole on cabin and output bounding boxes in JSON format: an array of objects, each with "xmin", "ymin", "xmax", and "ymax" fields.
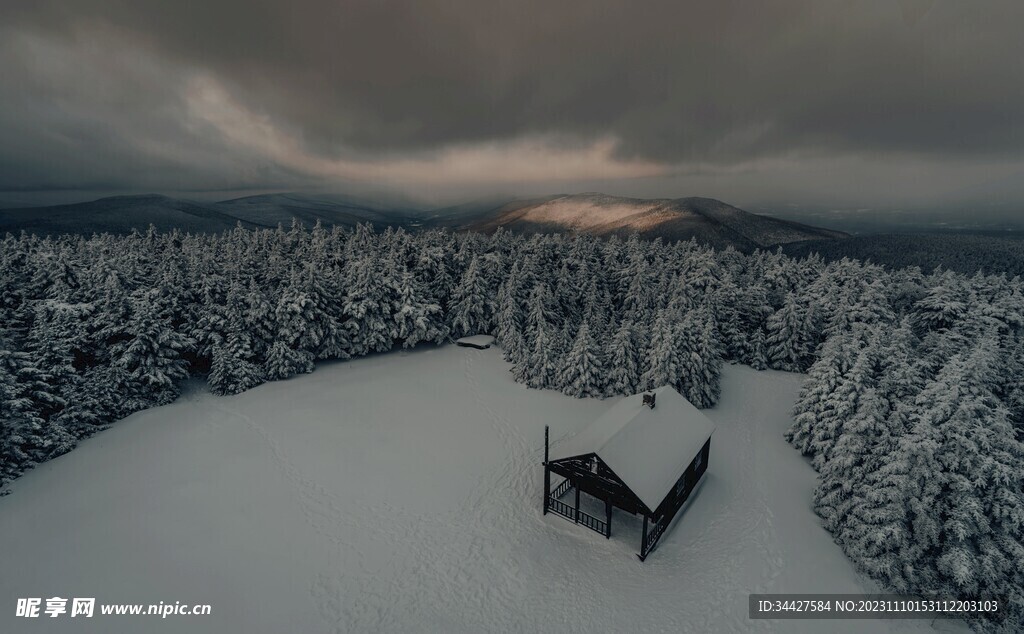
[
  {"xmin": 605, "ymin": 500, "xmax": 612, "ymax": 538},
  {"xmin": 543, "ymin": 426, "xmax": 550, "ymax": 515}
]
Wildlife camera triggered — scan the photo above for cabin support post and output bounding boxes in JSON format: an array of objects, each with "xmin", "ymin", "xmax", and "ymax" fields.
[
  {"xmin": 639, "ymin": 514, "xmax": 649, "ymax": 561},
  {"xmin": 604, "ymin": 499, "xmax": 612, "ymax": 538},
  {"xmin": 574, "ymin": 483, "xmax": 581, "ymax": 524},
  {"xmin": 542, "ymin": 426, "xmax": 550, "ymax": 515}
]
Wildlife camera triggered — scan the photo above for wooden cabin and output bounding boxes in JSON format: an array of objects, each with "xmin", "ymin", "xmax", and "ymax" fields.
[{"xmin": 542, "ymin": 385, "xmax": 716, "ymax": 560}]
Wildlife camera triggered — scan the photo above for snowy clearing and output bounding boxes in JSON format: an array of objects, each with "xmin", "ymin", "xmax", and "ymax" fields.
[{"xmin": 0, "ymin": 345, "xmax": 966, "ymax": 633}]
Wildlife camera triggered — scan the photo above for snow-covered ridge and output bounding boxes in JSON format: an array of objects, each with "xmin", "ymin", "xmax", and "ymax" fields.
[{"xmin": 469, "ymin": 192, "xmax": 847, "ymax": 250}]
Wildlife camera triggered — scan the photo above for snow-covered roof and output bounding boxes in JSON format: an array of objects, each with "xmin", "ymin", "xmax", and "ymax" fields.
[
  {"xmin": 550, "ymin": 386, "xmax": 716, "ymax": 511},
  {"xmin": 456, "ymin": 334, "xmax": 496, "ymax": 349}
]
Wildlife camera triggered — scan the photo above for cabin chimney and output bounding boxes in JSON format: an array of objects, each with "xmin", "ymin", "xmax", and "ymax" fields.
[{"xmin": 643, "ymin": 392, "xmax": 656, "ymax": 409}]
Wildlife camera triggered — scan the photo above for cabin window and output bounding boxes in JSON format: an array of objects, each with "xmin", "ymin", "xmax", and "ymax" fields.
[
  {"xmin": 694, "ymin": 451, "xmax": 703, "ymax": 470},
  {"xmin": 590, "ymin": 457, "xmax": 599, "ymax": 474}
]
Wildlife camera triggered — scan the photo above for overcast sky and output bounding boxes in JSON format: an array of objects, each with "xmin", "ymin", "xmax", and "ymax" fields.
[{"xmin": 2, "ymin": 0, "xmax": 1023, "ymax": 210}]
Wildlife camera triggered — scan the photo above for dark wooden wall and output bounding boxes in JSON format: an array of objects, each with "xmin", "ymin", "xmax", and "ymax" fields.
[{"xmin": 654, "ymin": 437, "xmax": 711, "ymax": 520}]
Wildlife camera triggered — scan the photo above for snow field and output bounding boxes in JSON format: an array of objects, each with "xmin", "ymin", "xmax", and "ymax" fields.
[{"xmin": 0, "ymin": 345, "xmax": 965, "ymax": 633}]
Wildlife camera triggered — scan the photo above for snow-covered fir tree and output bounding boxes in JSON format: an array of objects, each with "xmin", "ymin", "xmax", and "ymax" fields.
[
  {"xmin": 449, "ymin": 255, "xmax": 493, "ymax": 338},
  {"xmin": 209, "ymin": 329, "xmax": 265, "ymax": 396},
  {"xmin": 747, "ymin": 326, "xmax": 768, "ymax": 371},
  {"xmin": 605, "ymin": 319, "xmax": 640, "ymax": 396},
  {"xmin": 843, "ymin": 340, "xmax": 1024, "ymax": 607},
  {"xmin": 558, "ymin": 321, "xmax": 606, "ymax": 398},
  {"xmin": 495, "ymin": 261, "xmax": 525, "ymax": 351},
  {"xmin": 681, "ymin": 310, "xmax": 722, "ymax": 408},
  {"xmin": 640, "ymin": 311, "xmax": 679, "ymax": 391},
  {"xmin": 765, "ymin": 291, "xmax": 812, "ymax": 372},
  {"xmin": 805, "ymin": 335, "xmax": 883, "ymax": 471},
  {"xmin": 342, "ymin": 256, "xmax": 396, "ymax": 355},
  {"xmin": 911, "ymin": 271, "xmax": 967, "ymax": 334},
  {"xmin": 0, "ymin": 345, "xmax": 75, "ymax": 485},
  {"xmin": 392, "ymin": 266, "xmax": 448, "ymax": 347},
  {"xmin": 523, "ymin": 284, "xmax": 559, "ymax": 389},
  {"xmin": 112, "ymin": 289, "xmax": 193, "ymax": 405},
  {"xmin": 263, "ymin": 339, "xmax": 315, "ymax": 381}
]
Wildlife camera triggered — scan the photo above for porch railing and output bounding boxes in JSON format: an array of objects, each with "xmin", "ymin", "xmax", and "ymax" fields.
[
  {"xmin": 546, "ymin": 483, "xmax": 608, "ymax": 537},
  {"xmin": 548, "ymin": 496, "xmax": 575, "ymax": 522},
  {"xmin": 577, "ymin": 509, "xmax": 608, "ymax": 535},
  {"xmin": 550, "ymin": 477, "xmax": 572, "ymax": 499},
  {"xmin": 641, "ymin": 517, "xmax": 666, "ymax": 558}
]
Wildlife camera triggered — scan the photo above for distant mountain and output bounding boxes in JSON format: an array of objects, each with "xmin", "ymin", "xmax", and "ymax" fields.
[
  {"xmin": 418, "ymin": 196, "xmax": 525, "ymax": 229},
  {"xmin": 0, "ymin": 193, "xmax": 418, "ymax": 237},
  {"xmin": 460, "ymin": 193, "xmax": 847, "ymax": 250},
  {"xmin": 782, "ymin": 232, "xmax": 1024, "ymax": 276},
  {"xmin": 0, "ymin": 191, "xmax": 845, "ymax": 251},
  {"xmin": 213, "ymin": 193, "xmax": 419, "ymax": 229},
  {"xmin": 0, "ymin": 194, "xmax": 263, "ymax": 236}
]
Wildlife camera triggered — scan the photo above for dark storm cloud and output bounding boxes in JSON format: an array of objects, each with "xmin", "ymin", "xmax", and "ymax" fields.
[{"xmin": 2, "ymin": 0, "xmax": 1023, "ymax": 203}]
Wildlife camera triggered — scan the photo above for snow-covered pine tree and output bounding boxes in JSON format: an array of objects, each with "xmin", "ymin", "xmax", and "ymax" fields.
[
  {"xmin": 415, "ymin": 244, "xmax": 455, "ymax": 311},
  {"xmin": 449, "ymin": 255, "xmax": 493, "ymax": 338},
  {"xmin": 732, "ymin": 284, "xmax": 772, "ymax": 367},
  {"xmin": 495, "ymin": 261, "xmax": 525, "ymax": 348},
  {"xmin": 243, "ymin": 277, "xmax": 276, "ymax": 359},
  {"xmin": 52, "ymin": 363, "xmax": 119, "ymax": 437},
  {"xmin": 580, "ymin": 277, "xmax": 609, "ymax": 341},
  {"xmin": 841, "ymin": 339, "xmax": 1024, "ymax": 624},
  {"xmin": 711, "ymin": 274, "xmax": 744, "ymax": 360},
  {"xmin": 640, "ymin": 311, "xmax": 678, "ymax": 391},
  {"xmin": 209, "ymin": 329, "xmax": 265, "ymax": 396},
  {"xmin": 847, "ymin": 278, "xmax": 896, "ymax": 329},
  {"xmin": 766, "ymin": 291, "xmax": 811, "ymax": 372},
  {"xmin": 507, "ymin": 327, "xmax": 531, "ymax": 384},
  {"xmin": 24, "ymin": 300, "xmax": 90, "ymax": 418},
  {"xmin": 112, "ymin": 289, "xmax": 193, "ymax": 405},
  {"xmin": 748, "ymin": 326, "xmax": 768, "ymax": 371},
  {"xmin": 87, "ymin": 267, "xmax": 133, "ymax": 363},
  {"xmin": 190, "ymin": 273, "xmax": 232, "ymax": 359},
  {"xmin": 679, "ymin": 310, "xmax": 722, "ymax": 408},
  {"xmin": 496, "ymin": 277, "xmax": 528, "ymax": 364},
  {"xmin": 876, "ymin": 318, "xmax": 924, "ymax": 404},
  {"xmin": 342, "ymin": 256, "xmax": 397, "ymax": 356},
  {"xmin": 1001, "ymin": 336, "xmax": 1024, "ymax": 439},
  {"xmin": 551, "ymin": 320, "xmax": 575, "ymax": 388},
  {"xmin": 813, "ymin": 386, "xmax": 893, "ymax": 532},
  {"xmin": 808, "ymin": 323, "xmax": 922, "ymax": 516},
  {"xmin": 527, "ymin": 320, "xmax": 557, "ymax": 390},
  {"xmin": 806, "ymin": 336, "xmax": 883, "ymax": 471},
  {"xmin": 295, "ymin": 265, "xmax": 342, "ymax": 358},
  {"xmin": 393, "ymin": 266, "xmax": 448, "ymax": 347},
  {"xmin": 912, "ymin": 271, "xmax": 967, "ymax": 334},
  {"xmin": 621, "ymin": 243, "xmax": 654, "ymax": 323},
  {"xmin": 0, "ymin": 344, "xmax": 76, "ymax": 485},
  {"xmin": 558, "ymin": 321, "xmax": 606, "ymax": 398},
  {"xmin": 785, "ymin": 327, "xmax": 865, "ymax": 455},
  {"xmin": 522, "ymin": 284, "xmax": 558, "ymax": 389},
  {"xmin": 308, "ymin": 265, "xmax": 350, "ymax": 361},
  {"xmin": 605, "ymin": 319, "xmax": 640, "ymax": 396},
  {"xmin": 262, "ymin": 339, "xmax": 315, "ymax": 381},
  {"xmin": 553, "ymin": 260, "xmax": 580, "ymax": 324},
  {"xmin": 525, "ymin": 282, "xmax": 558, "ymax": 340}
]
